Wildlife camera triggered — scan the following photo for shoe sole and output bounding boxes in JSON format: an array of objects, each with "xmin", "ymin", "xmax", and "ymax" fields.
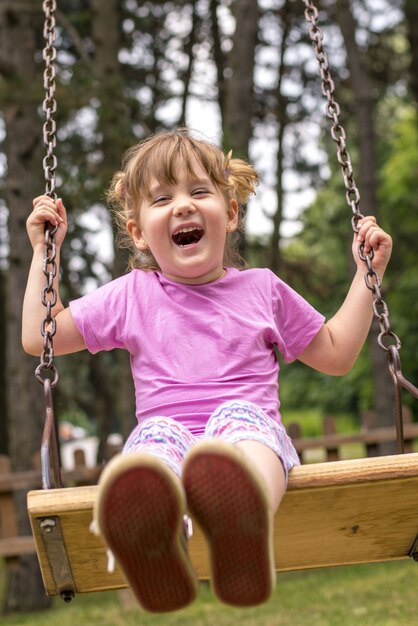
[
  {"xmin": 183, "ymin": 440, "xmax": 275, "ymax": 607},
  {"xmin": 96, "ymin": 453, "xmax": 198, "ymax": 613}
]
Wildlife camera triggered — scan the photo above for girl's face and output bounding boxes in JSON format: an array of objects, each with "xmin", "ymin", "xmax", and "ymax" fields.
[{"xmin": 127, "ymin": 159, "xmax": 239, "ymax": 284}]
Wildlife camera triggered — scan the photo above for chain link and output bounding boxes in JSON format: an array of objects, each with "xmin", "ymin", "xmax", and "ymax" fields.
[{"xmin": 35, "ymin": 0, "xmax": 59, "ymax": 387}]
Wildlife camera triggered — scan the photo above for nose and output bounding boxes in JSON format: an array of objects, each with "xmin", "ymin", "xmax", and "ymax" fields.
[{"xmin": 172, "ymin": 195, "xmax": 196, "ymax": 217}]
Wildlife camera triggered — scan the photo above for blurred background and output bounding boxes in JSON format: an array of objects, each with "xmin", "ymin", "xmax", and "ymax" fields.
[{"xmin": 0, "ymin": 0, "xmax": 417, "ymax": 614}]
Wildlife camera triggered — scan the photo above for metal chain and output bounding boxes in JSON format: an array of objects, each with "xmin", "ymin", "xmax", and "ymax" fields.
[
  {"xmin": 35, "ymin": 0, "xmax": 59, "ymax": 388},
  {"xmin": 302, "ymin": 0, "xmax": 401, "ymax": 353},
  {"xmin": 302, "ymin": 0, "xmax": 418, "ymax": 448}
]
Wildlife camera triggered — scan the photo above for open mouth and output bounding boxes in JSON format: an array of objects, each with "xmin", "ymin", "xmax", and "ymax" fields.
[{"xmin": 172, "ymin": 227, "xmax": 204, "ymax": 247}]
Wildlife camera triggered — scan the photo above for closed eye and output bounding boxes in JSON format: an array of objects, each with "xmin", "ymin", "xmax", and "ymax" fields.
[
  {"xmin": 192, "ymin": 188, "xmax": 210, "ymax": 196},
  {"xmin": 152, "ymin": 195, "xmax": 171, "ymax": 205}
]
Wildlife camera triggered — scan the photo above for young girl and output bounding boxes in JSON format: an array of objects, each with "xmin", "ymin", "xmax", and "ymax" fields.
[{"xmin": 23, "ymin": 128, "xmax": 392, "ymax": 613}]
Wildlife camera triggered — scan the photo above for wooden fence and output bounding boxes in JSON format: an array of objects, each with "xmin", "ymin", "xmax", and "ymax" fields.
[{"xmin": 288, "ymin": 408, "xmax": 418, "ymax": 463}]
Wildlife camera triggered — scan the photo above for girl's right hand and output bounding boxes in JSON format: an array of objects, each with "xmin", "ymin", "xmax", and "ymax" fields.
[{"xmin": 27, "ymin": 195, "xmax": 68, "ymax": 249}]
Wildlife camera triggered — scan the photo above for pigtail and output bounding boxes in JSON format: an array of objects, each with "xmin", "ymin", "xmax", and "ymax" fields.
[
  {"xmin": 106, "ymin": 170, "xmax": 129, "ymax": 248},
  {"xmin": 224, "ymin": 152, "xmax": 259, "ymax": 206},
  {"xmin": 107, "ymin": 171, "xmax": 127, "ymax": 210}
]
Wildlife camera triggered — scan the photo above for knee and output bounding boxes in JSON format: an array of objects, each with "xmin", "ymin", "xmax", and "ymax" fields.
[
  {"xmin": 205, "ymin": 399, "xmax": 260, "ymax": 438},
  {"xmin": 123, "ymin": 416, "xmax": 177, "ymax": 452}
]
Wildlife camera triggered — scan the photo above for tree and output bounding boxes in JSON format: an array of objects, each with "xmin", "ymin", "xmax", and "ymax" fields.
[
  {"xmin": 0, "ymin": 0, "xmax": 52, "ymax": 612},
  {"xmin": 223, "ymin": 0, "xmax": 259, "ymax": 159},
  {"xmin": 0, "ymin": 266, "xmax": 6, "ymax": 454},
  {"xmin": 379, "ymin": 104, "xmax": 418, "ymax": 408},
  {"xmin": 267, "ymin": 0, "xmax": 293, "ymax": 274},
  {"xmin": 90, "ymin": 0, "xmax": 136, "ymax": 452},
  {"xmin": 223, "ymin": 0, "xmax": 260, "ymax": 258}
]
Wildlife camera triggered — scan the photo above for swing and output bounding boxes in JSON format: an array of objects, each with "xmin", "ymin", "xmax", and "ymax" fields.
[{"xmin": 27, "ymin": 0, "xmax": 418, "ymax": 603}]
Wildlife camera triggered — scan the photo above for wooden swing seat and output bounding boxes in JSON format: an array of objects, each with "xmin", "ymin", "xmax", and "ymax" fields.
[{"xmin": 27, "ymin": 452, "xmax": 418, "ymax": 600}]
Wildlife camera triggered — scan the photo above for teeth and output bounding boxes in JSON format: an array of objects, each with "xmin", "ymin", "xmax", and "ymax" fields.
[
  {"xmin": 174, "ymin": 226, "xmax": 203, "ymax": 235},
  {"xmin": 172, "ymin": 225, "xmax": 204, "ymax": 247}
]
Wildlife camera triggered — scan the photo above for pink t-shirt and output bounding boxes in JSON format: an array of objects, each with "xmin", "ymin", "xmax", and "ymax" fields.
[{"xmin": 69, "ymin": 267, "xmax": 324, "ymax": 435}]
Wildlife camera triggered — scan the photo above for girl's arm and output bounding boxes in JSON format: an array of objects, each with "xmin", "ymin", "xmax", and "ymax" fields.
[
  {"xmin": 298, "ymin": 216, "xmax": 393, "ymax": 375},
  {"xmin": 22, "ymin": 195, "xmax": 86, "ymax": 356}
]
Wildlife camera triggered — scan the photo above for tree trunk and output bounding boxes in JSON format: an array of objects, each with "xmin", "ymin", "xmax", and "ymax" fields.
[
  {"xmin": 223, "ymin": 0, "xmax": 259, "ymax": 158},
  {"xmin": 0, "ymin": 1, "xmax": 52, "ymax": 612},
  {"xmin": 223, "ymin": 0, "xmax": 260, "ymax": 259},
  {"xmin": 90, "ymin": 0, "xmax": 136, "ymax": 446},
  {"xmin": 210, "ymin": 0, "xmax": 227, "ymax": 120},
  {"xmin": 180, "ymin": 0, "xmax": 199, "ymax": 125},
  {"xmin": 270, "ymin": 3, "xmax": 292, "ymax": 274},
  {"xmin": 0, "ymin": 269, "xmax": 7, "ymax": 454},
  {"xmin": 336, "ymin": 1, "xmax": 395, "ymax": 452}
]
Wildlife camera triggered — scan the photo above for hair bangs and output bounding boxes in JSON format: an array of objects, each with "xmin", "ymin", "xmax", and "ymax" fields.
[{"xmin": 127, "ymin": 131, "xmax": 229, "ymax": 202}]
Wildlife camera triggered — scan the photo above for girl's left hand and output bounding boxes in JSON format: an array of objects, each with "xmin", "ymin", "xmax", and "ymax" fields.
[{"xmin": 353, "ymin": 215, "xmax": 393, "ymax": 276}]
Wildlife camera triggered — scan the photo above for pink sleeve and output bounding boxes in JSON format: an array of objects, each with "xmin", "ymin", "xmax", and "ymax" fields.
[
  {"xmin": 270, "ymin": 271, "xmax": 325, "ymax": 363},
  {"xmin": 69, "ymin": 275, "xmax": 130, "ymax": 354}
]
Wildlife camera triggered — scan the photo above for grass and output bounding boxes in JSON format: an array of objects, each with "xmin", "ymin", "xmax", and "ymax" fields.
[
  {"xmin": 2, "ymin": 560, "xmax": 418, "ymax": 625},
  {"xmin": 281, "ymin": 410, "xmax": 359, "ymax": 438}
]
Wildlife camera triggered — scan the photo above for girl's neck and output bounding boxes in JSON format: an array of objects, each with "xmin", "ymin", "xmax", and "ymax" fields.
[{"xmin": 162, "ymin": 267, "xmax": 227, "ymax": 285}]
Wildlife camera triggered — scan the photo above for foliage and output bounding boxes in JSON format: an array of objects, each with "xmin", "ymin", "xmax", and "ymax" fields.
[
  {"xmin": 1, "ymin": 0, "xmax": 418, "ymax": 614},
  {"xmin": 378, "ymin": 103, "xmax": 418, "ymax": 410},
  {"xmin": 274, "ymin": 96, "xmax": 418, "ymax": 420}
]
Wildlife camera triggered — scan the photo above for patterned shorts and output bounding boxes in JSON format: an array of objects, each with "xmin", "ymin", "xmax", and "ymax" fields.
[{"xmin": 123, "ymin": 400, "xmax": 300, "ymax": 482}]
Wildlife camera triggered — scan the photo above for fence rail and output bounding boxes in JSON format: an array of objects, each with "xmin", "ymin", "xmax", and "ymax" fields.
[{"xmin": 288, "ymin": 409, "xmax": 418, "ymax": 462}]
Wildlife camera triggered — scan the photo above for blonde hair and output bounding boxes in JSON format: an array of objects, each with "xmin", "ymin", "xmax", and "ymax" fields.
[{"xmin": 107, "ymin": 128, "xmax": 259, "ymax": 270}]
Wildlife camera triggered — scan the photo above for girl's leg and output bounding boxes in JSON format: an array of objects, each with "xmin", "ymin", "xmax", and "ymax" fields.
[
  {"xmin": 123, "ymin": 415, "xmax": 197, "ymax": 477},
  {"xmin": 182, "ymin": 400, "xmax": 299, "ymax": 607},
  {"xmin": 205, "ymin": 400, "xmax": 300, "ymax": 512},
  {"xmin": 234, "ymin": 440, "xmax": 285, "ymax": 512},
  {"xmin": 94, "ymin": 417, "xmax": 199, "ymax": 613}
]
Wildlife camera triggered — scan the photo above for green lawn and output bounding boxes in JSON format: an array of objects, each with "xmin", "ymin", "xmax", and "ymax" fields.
[{"xmin": 2, "ymin": 560, "xmax": 418, "ymax": 626}]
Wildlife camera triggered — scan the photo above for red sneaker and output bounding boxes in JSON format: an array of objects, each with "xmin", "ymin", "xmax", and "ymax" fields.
[
  {"xmin": 183, "ymin": 440, "xmax": 275, "ymax": 607},
  {"xmin": 94, "ymin": 453, "xmax": 198, "ymax": 613}
]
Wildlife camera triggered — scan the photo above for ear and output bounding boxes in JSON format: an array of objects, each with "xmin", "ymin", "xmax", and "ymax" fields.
[
  {"xmin": 226, "ymin": 198, "xmax": 239, "ymax": 232},
  {"xmin": 127, "ymin": 219, "xmax": 148, "ymax": 251}
]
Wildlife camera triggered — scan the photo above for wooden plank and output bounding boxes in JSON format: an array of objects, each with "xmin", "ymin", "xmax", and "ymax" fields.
[
  {"xmin": 279, "ymin": 476, "xmax": 418, "ymax": 570},
  {"xmin": 287, "ymin": 453, "xmax": 418, "ymax": 488},
  {"xmin": 27, "ymin": 453, "xmax": 418, "ymax": 596}
]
